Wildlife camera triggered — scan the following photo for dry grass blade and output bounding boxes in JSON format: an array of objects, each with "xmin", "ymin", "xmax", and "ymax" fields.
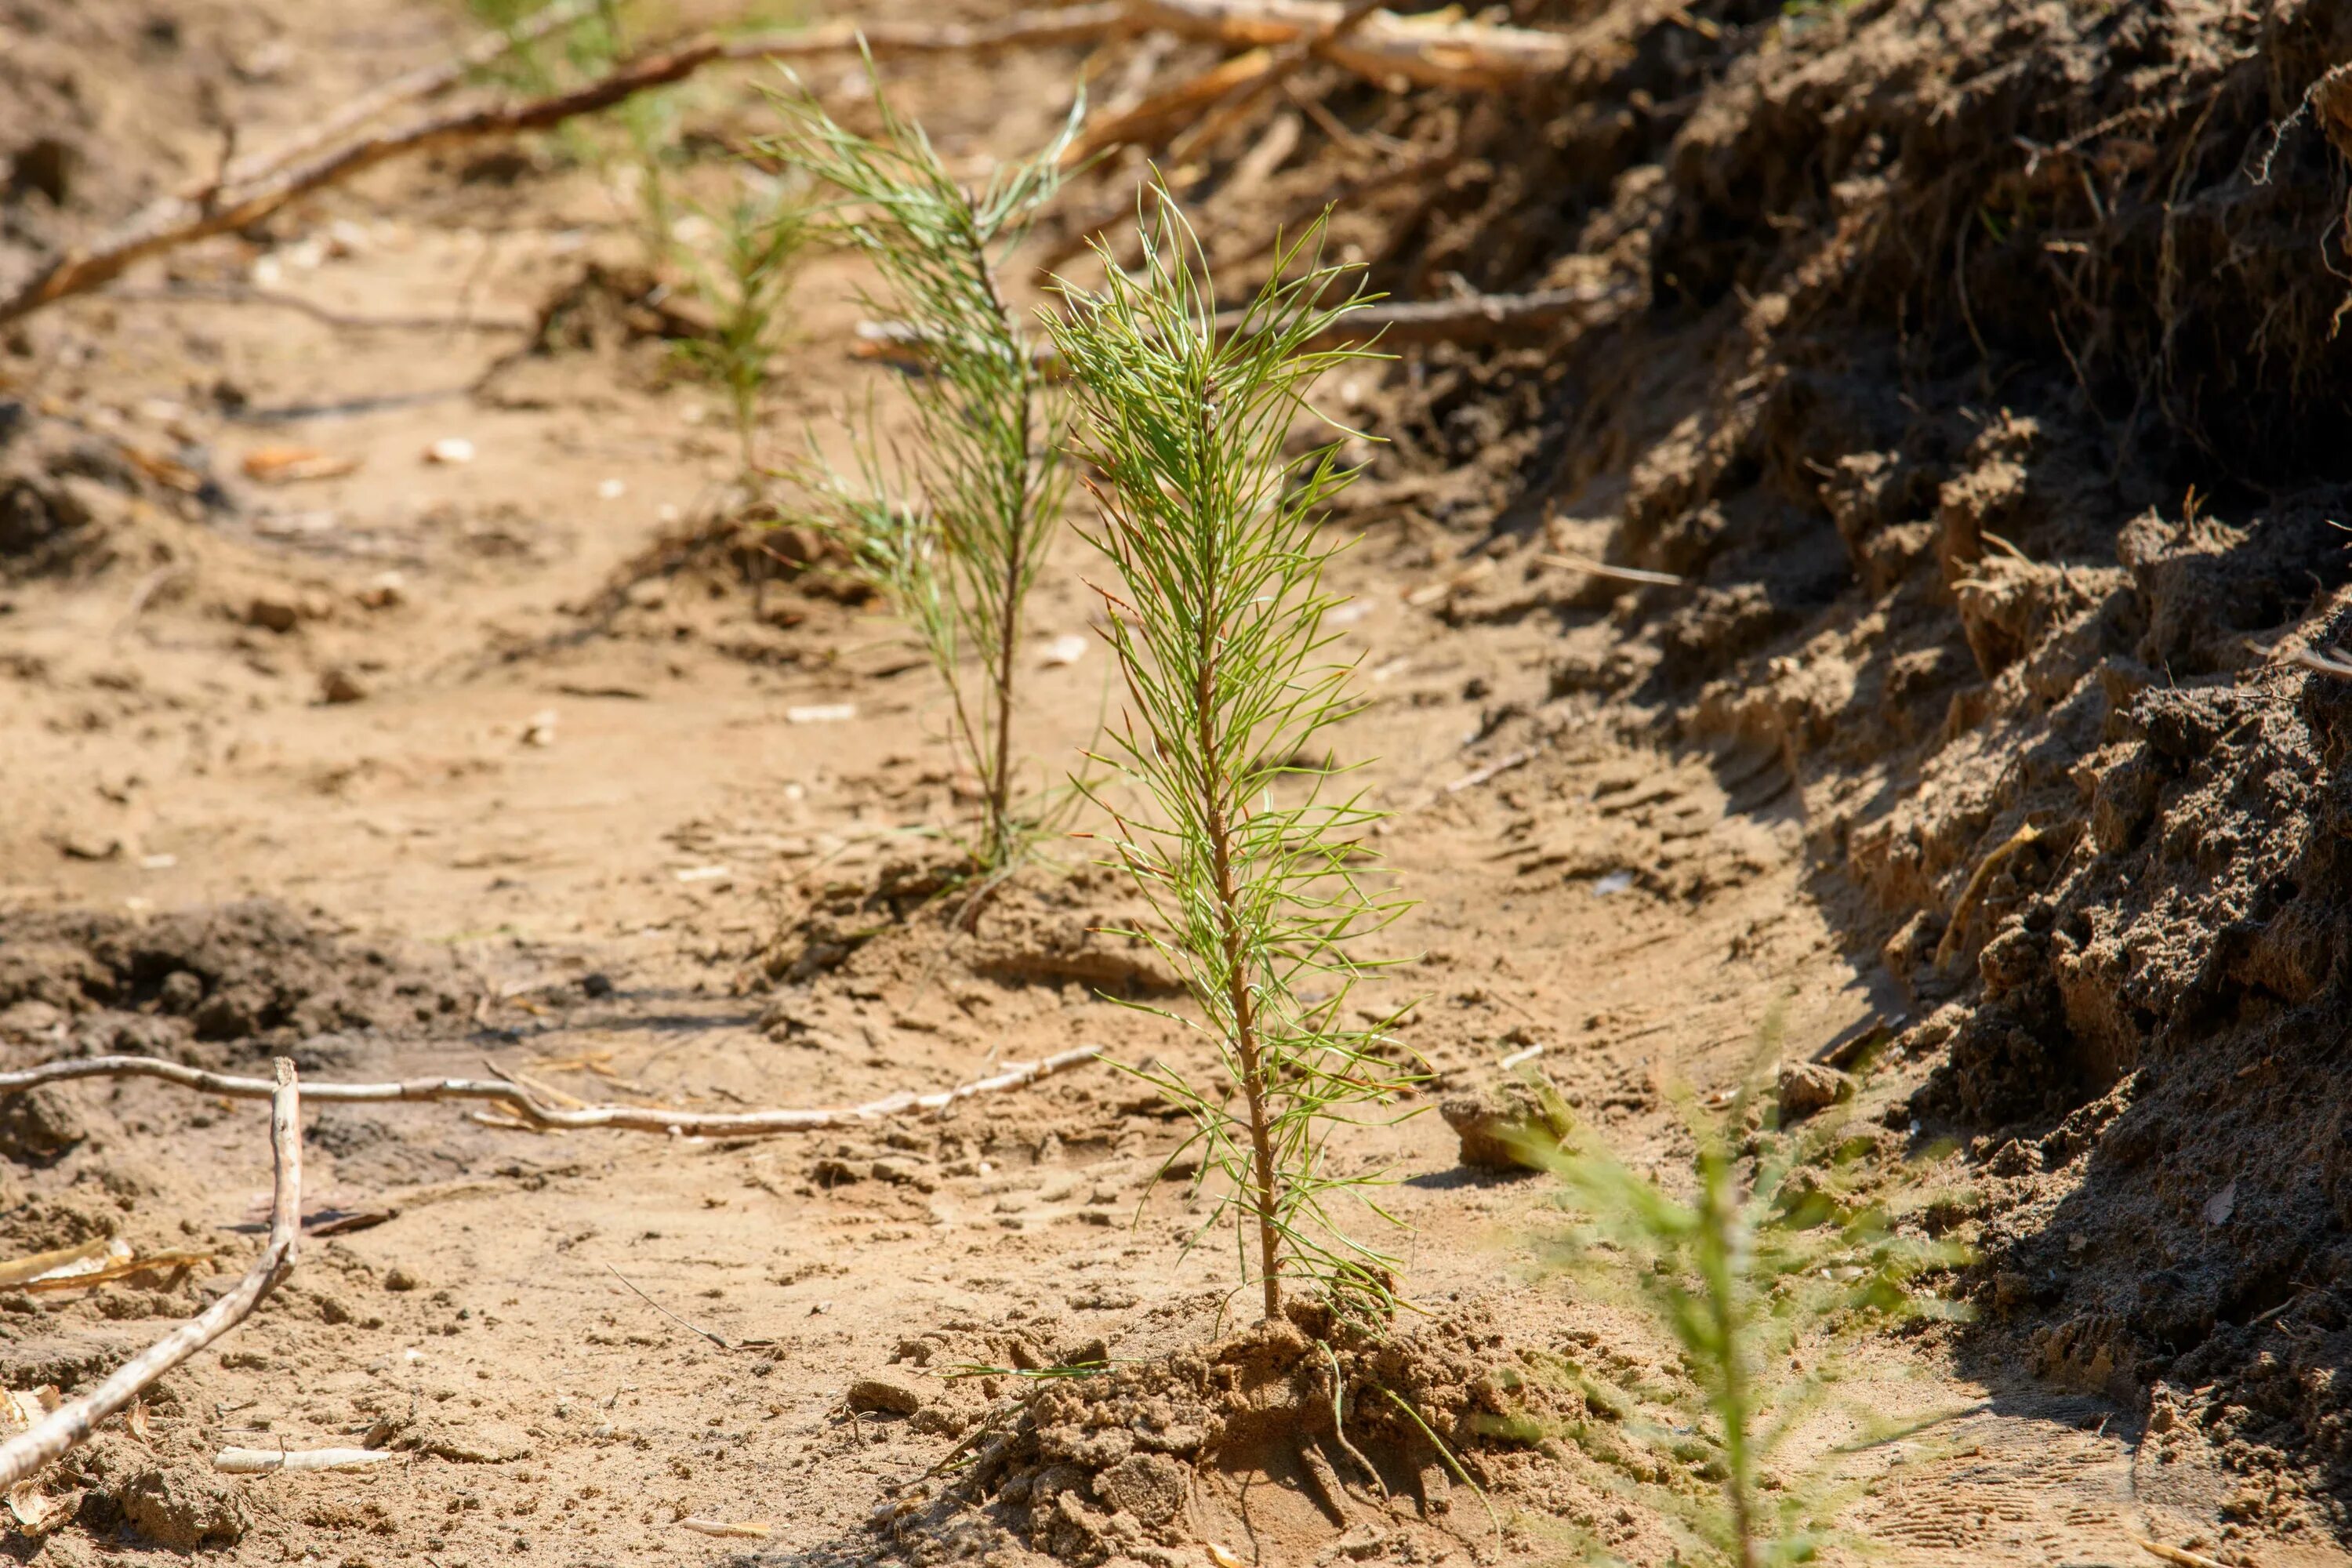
[
  {"xmin": 0, "ymin": 1058, "xmax": 302, "ymax": 1490},
  {"xmin": 0, "ymin": 1047, "xmax": 1102, "ymax": 1137}
]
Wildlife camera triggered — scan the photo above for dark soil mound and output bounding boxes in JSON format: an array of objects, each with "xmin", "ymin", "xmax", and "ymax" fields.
[
  {"xmin": 0, "ymin": 898, "xmax": 471, "ymax": 1054},
  {"xmin": 867, "ymin": 1306, "xmax": 1601, "ymax": 1566},
  {"xmin": 1317, "ymin": 0, "xmax": 2352, "ymax": 1528}
]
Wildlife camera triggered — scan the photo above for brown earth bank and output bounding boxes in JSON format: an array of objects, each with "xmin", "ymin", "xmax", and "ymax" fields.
[{"xmin": 5, "ymin": 0, "xmax": 2352, "ymax": 1564}]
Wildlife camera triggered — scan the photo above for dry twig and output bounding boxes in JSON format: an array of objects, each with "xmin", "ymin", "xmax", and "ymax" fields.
[
  {"xmin": 209, "ymin": 0, "xmax": 601, "ymax": 192},
  {"xmin": 604, "ymin": 1264, "xmax": 746, "ymax": 1350},
  {"xmin": 0, "ymin": 8, "xmax": 1121, "ymax": 328},
  {"xmin": 0, "ymin": 1060, "xmax": 301, "ymax": 1490},
  {"xmin": 0, "ymin": 1047, "xmax": 1102, "ymax": 1137}
]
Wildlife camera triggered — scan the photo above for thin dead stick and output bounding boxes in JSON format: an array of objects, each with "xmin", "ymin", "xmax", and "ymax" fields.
[
  {"xmin": 1036, "ymin": 0, "xmax": 1384, "ymax": 270},
  {"xmin": 858, "ymin": 278, "xmax": 1635, "ymax": 371},
  {"xmin": 0, "ymin": 8, "xmax": 1123, "ymax": 328},
  {"xmin": 0, "ymin": 0, "xmax": 1576, "ymax": 328},
  {"xmin": 213, "ymin": 0, "xmax": 601, "ymax": 191},
  {"xmin": 1444, "ymin": 746, "xmax": 1537, "ymax": 794},
  {"xmin": 0, "ymin": 1047, "xmax": 1102, "ymax": 1137},
  {"xmin": 17, "ymin": 1250, "xmax": 216, "ymax": 1294},
  {"xmin": 0, "ymin": 1238, "xmax": 113, "ymax": 1290},
  {"xmin": 0, "ymin": 1059, "xmax": 300, "ymax": 1491},
  {"xmin": 2286, "ymin": 643, "xmax": 2352, "ymax": 678},
  {"xmin": 1537, "ymin": 550, "xmax": 1689, "ymax": 587},
  {"xmin": 605, "ymin": 1264, "xmax": 735, "ymax": 1349}
]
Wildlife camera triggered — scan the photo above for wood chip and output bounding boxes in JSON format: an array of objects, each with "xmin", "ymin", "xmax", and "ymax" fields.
[
  {"xmin": 215, "ymin": 1446, "xmax": 394, "ymax": 1475},
  {"xmin": 241, "ymin": 445, "xmax": 361, "ymax": 484},
  {"xmin": 679, "ymin": 1517, "xmax": 770, "ymax": 1538}
]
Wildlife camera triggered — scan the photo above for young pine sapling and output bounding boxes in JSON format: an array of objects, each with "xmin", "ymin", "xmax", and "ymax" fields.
[
  {"xmin": 1513, "ymin": 1042, "xmax": 1968, "ymax": 1568},
  {"xmin": 764, "ymin": 76, "xmax": 1079, "ymax": 872},
  {"xmin": 1045, "ymin": 198, "xmax": 1414, "ymax": 1323},
  {"xmin": 671, "ymin": 176, "xmax": 813, "ymax": 480}
]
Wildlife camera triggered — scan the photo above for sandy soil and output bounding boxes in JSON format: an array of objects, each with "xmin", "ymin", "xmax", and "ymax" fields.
[{"xmin": 2, "ymin": 1, "xmax": 2344, "ymax": 1566}]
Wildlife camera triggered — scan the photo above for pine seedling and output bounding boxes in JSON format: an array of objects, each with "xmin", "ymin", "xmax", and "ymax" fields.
[
  {"xmin": 671, "ymin": 175, "xmax": 814, "ymax": 479},
  {"xmin": 1512, "ymin": 1044, "xmax": 1969, "ymax": 1567},
  {"xmin": 1044, "ymin": 193, "xmax": 1414, "ymax": 1323},
  {"xmin": 760, "ymin": 71, "xmax": 1080, "ymax": 873}
]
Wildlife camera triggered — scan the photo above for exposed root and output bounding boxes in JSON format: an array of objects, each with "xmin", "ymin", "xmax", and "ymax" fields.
[
  {"xmin": 0, "ymin": 1047, "xmax": 1103, "ymax": 1138},
  {"xmin": 0, "ymin": 1060, "xmax": 302, "ymax": 1490}
]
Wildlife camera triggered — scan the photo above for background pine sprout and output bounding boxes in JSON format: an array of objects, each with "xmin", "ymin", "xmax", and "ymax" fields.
[
  {"xmin": 670, "ymin": 175, "xmax": 814, "ymax": 479},
  {"xmin": 1045, "ymin": 194, "xmax": 1415, "ymax": 1323},
  {"xmin": 762, "ymin": 72, "xmax": 1080, "ymax": 873},
  {"xmin": 1512, "ymin": 1039, "xmax": 1969, "ymax": 1568}
]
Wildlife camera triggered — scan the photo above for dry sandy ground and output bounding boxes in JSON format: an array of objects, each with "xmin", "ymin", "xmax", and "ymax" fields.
[{"xmin": 0, "ymin": 2, "xmax": 2333, "ymax": 1565}]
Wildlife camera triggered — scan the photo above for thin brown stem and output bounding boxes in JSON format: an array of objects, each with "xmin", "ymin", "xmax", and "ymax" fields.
[
  {"xmin": 1189, "ymin": 515, "xmax": 1283, "ymax": 1321},
  {"xmin": 975, "ymin": 253, "xmax": 1032, "ymax": 869}
]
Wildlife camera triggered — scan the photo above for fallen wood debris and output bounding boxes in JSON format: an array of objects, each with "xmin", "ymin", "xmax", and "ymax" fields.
[
  {"xmin": 0, "ymin": 1046, "xmax": 1103, "ymax": 1138},
  {"xmin": 0, "ymin": 1239, "xmax": 117, "ymax": 1291},
  {"xmin": 15, "ymin": 1248, "xmax": 213, "ymax": 1295},
  {"xmin": 1131, "ymin": 0, "xmax": 1572, "ymax": 91},
  {"xmin": 0, "ymin": 1060, "xmax": 302, "ymax": 1491},
  {"xmin": 1164, "ymin": 0, "xmax": 1384, "ymax": 166},
  {"xmin": 215, "ymin": 1446, "xmax": 395, "ymax": 1475},
  {"xmin": 0, "ymin": 2, "xmax": 1574, "ymax": 328},
  {"xmin": 855, "ymin": 279, "xmax": 1635, "ymax": 372}
]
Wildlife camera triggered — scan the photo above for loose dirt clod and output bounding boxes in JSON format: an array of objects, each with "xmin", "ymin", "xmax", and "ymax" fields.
[
  {"xmin": 118, "ymin": 1463, "xmax": 250, "ymax": 1549},
  {"xmin": 1440, "ymin": 1077, "xmax": 1570, "ymax": 1170}
]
